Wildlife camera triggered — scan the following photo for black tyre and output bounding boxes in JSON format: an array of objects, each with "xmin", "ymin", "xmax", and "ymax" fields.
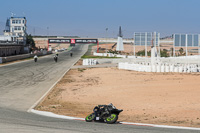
[
  {"xmin": 106, "ymin": 114, "xmax": 118, "ymax": 124},
  {"xmin": 85, "ymin": 113, "xmax": 95, "ymax": 122}
]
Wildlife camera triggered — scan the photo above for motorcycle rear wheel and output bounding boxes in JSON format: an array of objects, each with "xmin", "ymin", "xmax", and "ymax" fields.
[
  {"xmin": 106, "ymin": 114, "xmax": 118, "ymax": 124},
  {"xmin": 85, "ymin": 113, "xmax": 95, "ymax": 122}
]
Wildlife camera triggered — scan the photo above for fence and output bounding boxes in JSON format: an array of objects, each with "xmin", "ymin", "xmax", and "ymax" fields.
[{"xmin": 118, "ymin": 62, "xmax": 200, "ymax": 73}]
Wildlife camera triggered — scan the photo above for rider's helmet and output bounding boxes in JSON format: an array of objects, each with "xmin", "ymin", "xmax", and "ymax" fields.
[
  {"xmin": 108, "ymin": 103, "xmax": 116, "ymax": 109},
  {"xmin": 108, "ymin": 103, "xmax": 113, "ymax": 106}
]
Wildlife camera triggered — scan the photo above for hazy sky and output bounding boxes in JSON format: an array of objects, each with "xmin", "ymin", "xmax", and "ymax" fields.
[{"xmin": 1, "ymin": 0, "xmax": 200, "ymax": 38}]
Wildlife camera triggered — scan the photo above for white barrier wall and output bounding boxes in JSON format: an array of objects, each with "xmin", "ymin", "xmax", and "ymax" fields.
[
  {"xmin": 0, "ymin": 51, "xmax": 52, "ymax": 64},
  {"xmin": 94, "ymin": 52, "xmax": 200, "ymax": 64},
  {"xmin": 83, "ymin": 59, "xmax": 97, "ymax": 65},
  {"xmin": 118, "ymin": 62, "xmax": 200, "ymax": 73},
  {"xmin": 93, "ymin": 52, "xmax": 200, "ymax": 73},
  {"xmin": 93, "ymin": 52, "xmax": 127, "ymax": 58}
]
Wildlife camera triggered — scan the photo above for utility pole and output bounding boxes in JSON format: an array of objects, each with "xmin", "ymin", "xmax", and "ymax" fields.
[
  {"xmin": 47, "ymin": 27, "xmax": 49, "ymax": 51},
  {"xmin": 106, "ymin": 28, "xmax": 108, "ymax": 53},
  {"xmin": 47, "ymin": 27, "xmax": 49, "ymax": 37},
  {"xmin": 33, "ymin": 27, "xmax": 35, "ymax": 36}
]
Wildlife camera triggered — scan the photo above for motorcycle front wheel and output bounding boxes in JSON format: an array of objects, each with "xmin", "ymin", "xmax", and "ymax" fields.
[
  {"xmin": 85, "ymin": 113, "xmax": 95, "ymax": 122},
  {"xmin": 106, "ymin": 114, "xmax": 118, "ymax": 124}
]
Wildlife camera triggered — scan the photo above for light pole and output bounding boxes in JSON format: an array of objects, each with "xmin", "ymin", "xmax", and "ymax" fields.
[
  {"xmin": 106, "ymin": 28, "xmax": 108, "ymax": 53},
  {"xmin": 47, "ymin": 27, "xmax": 49, "ymax": 51},
  {"xmin": 47, "ymin": 27, "xmax": 49, "ymax": 38}
]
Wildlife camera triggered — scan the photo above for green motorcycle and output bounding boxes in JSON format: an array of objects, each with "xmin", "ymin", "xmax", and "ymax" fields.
[{"xmin": 85, "ymin": 103, "xmax": 123, "ymax": 124}]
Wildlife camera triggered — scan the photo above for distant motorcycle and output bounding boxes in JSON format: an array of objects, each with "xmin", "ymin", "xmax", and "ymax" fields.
[
  {"xmin": 34, "ymin": 55, "xmax": 38, "ymax": 62},
  {"xmin": 54, "ymin": 55, "xmax": 58, "ymax": 62},
  {"xmin": 85, "ymin": 103, "xmax": 123, "ymax": 124}
]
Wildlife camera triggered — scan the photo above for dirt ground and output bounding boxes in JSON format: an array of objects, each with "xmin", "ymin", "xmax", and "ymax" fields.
[{"xmin": 36, "ymin": 67, "xmax": 200, "ymax": 127}]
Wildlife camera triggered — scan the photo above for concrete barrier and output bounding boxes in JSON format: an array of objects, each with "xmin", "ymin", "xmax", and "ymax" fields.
[
  {"xmin": 161, "ymin": 64, "xmax": 165, "ymax": 72},
  {"xmin": 93, "ymin": 52, "xmax": 138, "ymax": 59},
  {"xmin": 170, "ymin": 64, "xmax": 174, "ymax": 72},
  {"xmin": 156, "ymin": 64, "xmax": 161, "ymax": 72},
  {"xmin": 187, "ymin": 65, "xmax": 191, "ymax": 73},
  {"xmin": 174, "ymin": 66, "xmax": 178, "ymax": 72},
  {"xmin": 0, "ymin": 51, "xmax": 52, "ymax": 64},
  {"xmin": 178, "ymin": 66, "xmax": 183, "ymax": 73},
  {"xmin": 118, "ymin": 62, "xmax": 200, "ymax": 73},
  {"xmin": 152, "ymin": 65, "xmax": 156, "ymax": 72},
  {"xmin": 146, "ymin": 65, "xmax": 151, "ymax": 72},
  {"xmin": 83, "ymin": 59, "xmax": 97, "ymax": 65},
  {"xmin": 183, "ymin": 65, "xmax": 187, "ymax": 73},
  {"xmin": 165, "ymin": 65, "xmax": 169, "ymax": 72}
]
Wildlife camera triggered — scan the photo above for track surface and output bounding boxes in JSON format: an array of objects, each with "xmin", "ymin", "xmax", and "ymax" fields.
[{"xmin": 0, "ymin": 44, "xmax": 198, "ymax": 133}]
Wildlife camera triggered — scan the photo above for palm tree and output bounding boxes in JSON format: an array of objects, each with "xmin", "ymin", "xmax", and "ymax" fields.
[{"xmin": 179, "ymin": 48, "xmax": 184, "ymax": 55}]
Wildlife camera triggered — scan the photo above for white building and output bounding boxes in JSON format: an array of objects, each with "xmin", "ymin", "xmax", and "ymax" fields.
[
  {"xmin": 0, "ymin": 16, "xmax": 27, "ymax": 45},
  {"xmin": 4, "ymin": 17, "xmax": 27, "ymax": 37},
  {"xmin": 0, "ymin": 16, "xmax": 29, "ymax": 55}
]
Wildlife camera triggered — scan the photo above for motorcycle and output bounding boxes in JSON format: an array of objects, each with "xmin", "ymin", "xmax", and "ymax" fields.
[
  {"xmin": 34, "ymin": 55, "xmax": 38, "ymax": 62},
  {"xmin": 70, "ymin": 52, "xmax": 73, "ymax": 57},
  {"xmin": 54, "ymin": 55, "xmax": 58, "ymax": 62},
  {"xmin": 85, "ymin": 103, "xmax": 123, "ymax": 124}
]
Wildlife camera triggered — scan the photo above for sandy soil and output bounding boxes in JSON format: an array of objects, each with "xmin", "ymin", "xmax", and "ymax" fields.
[{"xmin": 36, "ymin": 67, "xmax": 200, "ymax": 127}]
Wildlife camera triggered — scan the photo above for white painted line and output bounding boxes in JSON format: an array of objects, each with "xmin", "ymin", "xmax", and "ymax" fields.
[
  {"xmin": 30, "ymin": 109, "xmax": 84, "ymax": 120},
  {"xmin": 30, "ymin": 109, "xmax": 200, "ymax": 131},
  {"xmin": 121, "ymin": 122, "xmax": 200, "ymax": 130}
]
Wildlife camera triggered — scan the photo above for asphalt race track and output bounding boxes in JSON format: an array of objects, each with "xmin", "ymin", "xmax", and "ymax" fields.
[{"xmin": 0, "ymin": 44, "xmax": 198, "ymax": 133}]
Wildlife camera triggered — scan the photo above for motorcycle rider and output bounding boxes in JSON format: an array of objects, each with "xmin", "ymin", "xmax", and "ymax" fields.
[
  {"xmin": 56, "ymin": 52, "xmax": 58, "ymax": 57},
  {"xmin": 70, "ymin": 51, "xmax": 73, "ymax": 57},
  {"xmin": 85, "ymin": 103, "xmax": 123, "ymax": 123},
  {"xmin": 34, "ymin": 55, "xmax": 38, "ymax": 62},
  {"xmin": 54, "ymin": 55, "xmax": 58, "ymax": 62},
  {"xmin": 55, "ymin": 49, "xmax": 58, "ymax": 56}
]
